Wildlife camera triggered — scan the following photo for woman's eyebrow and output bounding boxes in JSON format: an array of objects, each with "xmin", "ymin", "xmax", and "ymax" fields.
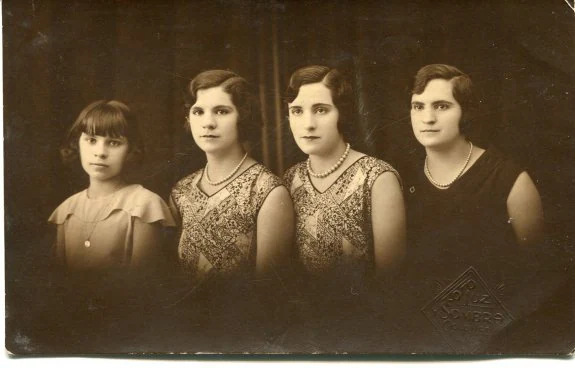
[{"xmin": 411, "ymin": 99, "xmax": 453, "ymax": 105}]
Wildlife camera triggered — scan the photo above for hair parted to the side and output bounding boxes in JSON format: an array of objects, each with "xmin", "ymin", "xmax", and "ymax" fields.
[
  {"xmin": 285, "ymin": 65, "xmax": 356, "ymax": 143},
  {"xmin": 184, "ymin": 69, "xmax": 261, "ymax": 144},
  {"xmin": 60, "ymin": 100, "xmax": 144, "ymax": 166},
  {"xmin": 412, "ymin": 64, "xmax": 475, "ymax": 135}
]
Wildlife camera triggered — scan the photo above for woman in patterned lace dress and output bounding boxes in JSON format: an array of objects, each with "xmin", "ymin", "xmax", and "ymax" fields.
[
  {"xmin": 283, "ymin": 65, "xmax": 406, "ymax": 288},
  {"xmin": 170, "ymin": 70, "xmax": 294, "ymax": 290}
]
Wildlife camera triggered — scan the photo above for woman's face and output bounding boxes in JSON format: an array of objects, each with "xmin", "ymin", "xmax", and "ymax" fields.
[
  {"xmin": 189, "ymin": 86, "xmax": 241, "ymax": 155},
  {"xmin": 288, "ymin": 82, "xmax": 343, "ymax": 157},
  {"xmin": 410, "ymin": 78, "xmax": 464, "ymax": 150},
  {"xmin": 79, "ymin": 132, "xmax": 130, "ymax": 183}
]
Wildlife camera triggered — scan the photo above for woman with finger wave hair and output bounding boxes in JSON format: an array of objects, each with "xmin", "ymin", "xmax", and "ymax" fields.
[
  {"xmin": 170, "ymin": 69, "xmax": 294, "ymax": 290},
  {"xmin": 283, "ymin": 65, "xmax": 406, "ymax": 291},
  {"xmin": 400, "ymin": 64, "xmax": 546, "ymax": 353}
]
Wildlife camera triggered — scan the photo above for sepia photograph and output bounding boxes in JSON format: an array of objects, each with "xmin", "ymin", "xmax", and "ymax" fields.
[{"xmin": 3, "ymin": 0, "xmax": 574, "ymax": 357}]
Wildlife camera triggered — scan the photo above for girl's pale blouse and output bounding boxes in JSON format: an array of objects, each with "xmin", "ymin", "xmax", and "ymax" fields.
[{"xmin": 48, "ymin": 184, "xmax": 176, "ymax": 270}]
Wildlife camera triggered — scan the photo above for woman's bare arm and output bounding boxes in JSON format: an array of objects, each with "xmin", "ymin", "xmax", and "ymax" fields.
[
  {"xmin": 507, "ymin": 171, "xmax": 544, "ymax": 246},
  {"xmin": 371, "ymin": 171, "xmax": 407, "ymax": 280},
  {"xmin": 256, "ymin": 186, "xmax": 295, "ymax": 279}
]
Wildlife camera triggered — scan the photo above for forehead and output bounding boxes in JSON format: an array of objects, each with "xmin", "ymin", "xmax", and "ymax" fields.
[
  {"xmin": 290, "ymin": 82, "xmax": 334, "ymax": 106},
  {"xmin": 411, "ymin": 78, "xmax": 456, "ymax": 103},
  {"xmin": 194, "ymin": 86, "xmax": 234, "ymax": 106}
]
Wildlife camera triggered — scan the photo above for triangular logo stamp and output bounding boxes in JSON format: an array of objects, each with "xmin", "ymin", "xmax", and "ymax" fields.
[{"xmin": 421, "ymin": 266, "xmax": 514, "ymax": 353}]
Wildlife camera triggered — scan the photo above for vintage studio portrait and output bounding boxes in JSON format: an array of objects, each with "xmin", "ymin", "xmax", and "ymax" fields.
[{"xmin": 4, "ymin": 0, "xmax": 574, "ymax": 355}]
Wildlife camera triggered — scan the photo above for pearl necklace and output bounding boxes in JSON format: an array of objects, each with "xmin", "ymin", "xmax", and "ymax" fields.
[
  {"xmin": 424, "ymin": 141, "xmax": 473, "ymax": 188},
  {"xmin": 307, "ymin": 143, "xmax": 351, "ymax": 178},
  {"xmin": 205, "ymin": 151, "xmax": 249, "ymax": 186}
]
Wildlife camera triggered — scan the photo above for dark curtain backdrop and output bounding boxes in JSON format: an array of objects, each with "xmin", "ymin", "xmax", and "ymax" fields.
[{"xmin": 4, "ymin": 0, "xmax": 574, "ymax": 352}]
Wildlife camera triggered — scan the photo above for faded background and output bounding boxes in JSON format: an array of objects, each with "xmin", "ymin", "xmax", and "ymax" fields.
[{"xmin": 4, "ymin": 0, "xmax": 574, "ymax": 354}]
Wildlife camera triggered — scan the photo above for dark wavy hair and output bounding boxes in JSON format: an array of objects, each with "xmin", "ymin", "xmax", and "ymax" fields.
[
  {"xmin": 184, "ymin": 69, "xmax": 261, "ymax": 144},
  {"xmin": 60, "ymin": 100, "xmax": 144, "ymax": 166},
  {"xmin": 411, "ymin": 64, "xmax": 475, "ymax": 135},
  {"xmin": 285, "ymin": 65, "xmax": 356, "ymax": 142}
]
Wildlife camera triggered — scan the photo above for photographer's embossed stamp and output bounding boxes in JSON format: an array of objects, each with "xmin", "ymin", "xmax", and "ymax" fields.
[{"xmin": 422, "ymin": 266, "xmax": 514, "ymax": 353}]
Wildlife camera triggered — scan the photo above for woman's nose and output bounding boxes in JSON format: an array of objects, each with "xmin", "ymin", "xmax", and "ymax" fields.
[
  {"xmin": 202, "ymin": 113, "xmax": 216, "ymax": 129},
  {"xmin": 303, "ymin": 113, "xmax": 317, "ymax": 130},
  {"xmin": 422, "ymin": 108, "xmax": 436, "ymax": 124}
]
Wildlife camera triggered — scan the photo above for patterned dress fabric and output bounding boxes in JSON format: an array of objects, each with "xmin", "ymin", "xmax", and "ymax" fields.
[
  {"xmin": 283, "ymin": 156, "xmax": 400, "ymax": 275},
  {"xmin": 170, "ymin": 163, "xmax": 283, "ymax": 282}
]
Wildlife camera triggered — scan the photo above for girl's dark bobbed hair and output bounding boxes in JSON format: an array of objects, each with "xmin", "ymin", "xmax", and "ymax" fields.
[{"xmin": 60, "ymin": 100, "xmax": 144, "ymax": 166}]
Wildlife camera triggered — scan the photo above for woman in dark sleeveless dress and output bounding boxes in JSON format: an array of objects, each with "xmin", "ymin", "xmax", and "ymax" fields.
[{"xmin": 401, "ymin": 64, "xmax": 548, "ymax": 353}]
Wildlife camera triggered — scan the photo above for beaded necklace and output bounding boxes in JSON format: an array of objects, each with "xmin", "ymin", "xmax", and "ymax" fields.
[
  {"xmin": 205, "ymin": 151, "xmax": 249, "ymax": 186},
  {"xmin": 424, "ymin": 141, "xmax": 473, "ymax": 188},
  {"xmin": 307, "ymin": 143, "xmax": 351, "ymax": 179}
]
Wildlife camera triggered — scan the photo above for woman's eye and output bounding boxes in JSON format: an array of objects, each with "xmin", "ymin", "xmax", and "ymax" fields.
[
  {"xmin": 108, "ymin": 140, "xmax": 122, "ymax": 147},
  {"xmin": 315, "ymin": 107, "xmax": 327, "ymax": 114},
  {"xmin": 436, "ymin": 104, "xmax": 449, "ymax": 110},
  {"xmin": 290, "ymin": 108, "xmax": 302, "ymax": 116},
  {"xmin": 215, "ymin": 109, "xmax": 229, "ymax": 115},
  {"xmin": 87, "ymin": 137, "xmax": 97, "ymax": 144},
  {"xmin": 412, "ymin": 104, "xmax": 423, "ymax": 111},
  {"xmin": 191, "ymin": 109, "xmax": 203, "ymax": 116}
]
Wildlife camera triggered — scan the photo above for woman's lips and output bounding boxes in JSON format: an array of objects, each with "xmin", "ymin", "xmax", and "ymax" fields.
[{"xmin": 89, "ymin": 163, "xmax": 108, "ymax": 170}]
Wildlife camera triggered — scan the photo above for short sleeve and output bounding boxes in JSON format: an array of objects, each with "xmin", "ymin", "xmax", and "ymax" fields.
[
  {"xmin": 48, "ymin": 191, "xmax": 84, "ymax": 225},
  {"xmin": 254, "ymin": 166, "xmax": 284, "ymax": 211},
  {"xmin": 365, "ymin": 158, "xmax": 403, "ymax": 191},
  {"xmin": 48, "ymin": 204, "xmax": 69, "ymax": 225},
  {"xmin": 128, "ymin": 189, "xmax": 177, "ymax": 227}
]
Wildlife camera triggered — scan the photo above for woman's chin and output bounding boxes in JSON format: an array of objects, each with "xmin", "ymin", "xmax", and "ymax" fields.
[{"xmin": 295, "ymin": 142, "xmax": 323, "ymax": 156}]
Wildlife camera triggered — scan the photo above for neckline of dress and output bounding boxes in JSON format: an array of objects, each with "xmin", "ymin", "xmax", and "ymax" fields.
[
  {"xmin": 424, "ymin": 148, "xmax": 489, "ymax": 192},
  {"xmin": 80, "ymin": 185, "xmax": 139, "ymax": 223},
  {"xmin": 83, "ymin": 184, "xmax": 138, "ymax": 201},
  {"xmin": 195, "ymin": 162, "xmax": 259, "ymax": 198},
  {"xmin": 305, "ymin": 155, "xmax": 369, "ymax": 194}
]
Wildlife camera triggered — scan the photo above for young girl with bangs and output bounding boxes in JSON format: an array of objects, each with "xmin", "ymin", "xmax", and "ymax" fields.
[{"xmin": 48, "ymin": 100, "xmax": 175, "ymax": 274}]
